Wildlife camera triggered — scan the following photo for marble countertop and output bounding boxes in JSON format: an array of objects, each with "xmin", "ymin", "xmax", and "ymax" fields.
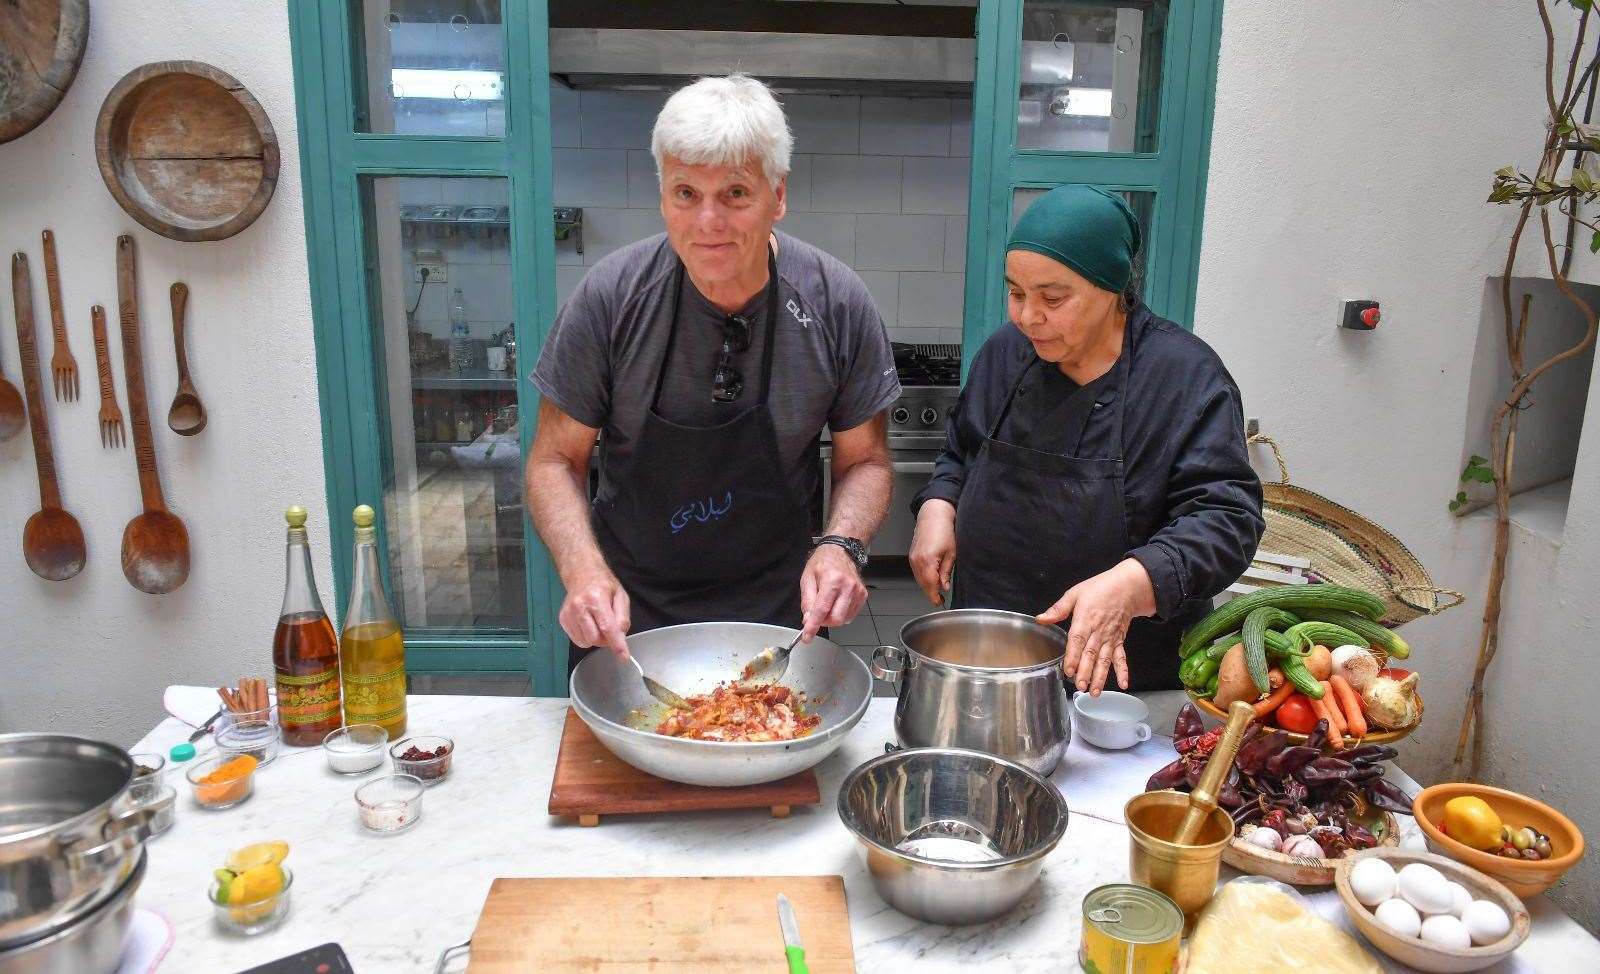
[{"xmin": 130, "ymin": 696, "xmax": 1596, "ymax": 972}]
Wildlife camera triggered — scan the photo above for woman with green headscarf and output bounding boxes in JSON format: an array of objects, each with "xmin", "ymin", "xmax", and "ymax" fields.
[{"xmin": 909, "ymin": 186, "xmax": 1263, "ymax": 694}]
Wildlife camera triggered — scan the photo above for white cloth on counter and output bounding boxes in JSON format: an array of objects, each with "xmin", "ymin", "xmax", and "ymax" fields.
[
  {"xmin": 115, "ymin": 908, "xmax": 173, "ymax": 974},
  {"xmin": 162, "ymin": 684, "xmax": 274, "ymax": 729}
]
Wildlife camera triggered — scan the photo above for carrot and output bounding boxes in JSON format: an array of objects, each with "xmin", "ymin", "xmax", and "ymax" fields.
[
  {"xmin": 1252, "ymin": 681, "xmax": 1297, "ymax": 720},
  {"xmin": 1310, "ymin": 694, "xmax": 1345, "ymax": 749},
  {"xmin": 1329, "ymin": 674, "xmax": 1368, "ymax": 737},
  {"xmin": 1319, "ymin": 681, "xmax": 1348, "ymax": 735}
]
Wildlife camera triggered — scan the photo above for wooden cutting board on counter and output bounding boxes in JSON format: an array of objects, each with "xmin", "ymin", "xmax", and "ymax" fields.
[
  {"xmin": 548, "ymin": 709, "xmax": 820, "ymax": 825},
  {"xmin": 466, "ymin": 875, "xmax": 856, "ymax": 972}
]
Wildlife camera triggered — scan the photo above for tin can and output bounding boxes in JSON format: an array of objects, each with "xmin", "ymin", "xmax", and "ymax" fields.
[{"xmin": 1079, "ymin": 883, "xmax": 1183, "ymax": 974}]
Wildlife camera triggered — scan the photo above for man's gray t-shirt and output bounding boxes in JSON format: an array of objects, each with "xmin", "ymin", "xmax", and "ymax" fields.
[{"xmin": 532, "ymin": 231, "xmax": 900, "ymax": 513}]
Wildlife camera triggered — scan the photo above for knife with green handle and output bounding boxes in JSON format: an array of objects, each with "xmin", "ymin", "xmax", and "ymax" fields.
[{"xmin": 777, "ymin": 894, "xmax": 808, "ymax": 974}]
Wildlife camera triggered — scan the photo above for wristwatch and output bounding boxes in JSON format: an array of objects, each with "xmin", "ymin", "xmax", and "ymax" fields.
[{"xmin": 813, "ymin": 535, "xmax": 869, "ymax": 570}]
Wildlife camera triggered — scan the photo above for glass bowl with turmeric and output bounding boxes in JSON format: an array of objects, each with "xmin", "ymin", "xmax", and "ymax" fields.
[{"xmin": 185, "ymin": 753, "xmax": 259, "ymax": 809}]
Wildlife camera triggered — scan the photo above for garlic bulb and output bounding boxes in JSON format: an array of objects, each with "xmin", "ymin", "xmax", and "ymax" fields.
[
  {"xmin": 1361, "ymin": 671, "xmax": 1420, "ymax": 730},
  {"xmin": 1331, "ymin": 645, "xmax": 1380, "ymax": 689}
]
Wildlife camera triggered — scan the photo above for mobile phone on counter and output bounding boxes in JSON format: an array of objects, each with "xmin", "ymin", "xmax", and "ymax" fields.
[{"xmin": 232, "ymin": 942, "xmax": 353, "ymax": 974}]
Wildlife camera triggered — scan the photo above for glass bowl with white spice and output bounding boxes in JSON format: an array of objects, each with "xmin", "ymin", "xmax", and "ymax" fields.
[
  {"xmin": 355, "ymin": 774, "xmax": 423, "ymax": 833},
  {"xmin": 322, "ymin": 723, "xmax": 388, "ymax": 775}
]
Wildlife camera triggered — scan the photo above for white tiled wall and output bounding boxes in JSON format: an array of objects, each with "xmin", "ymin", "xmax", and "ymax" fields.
[
  {"xmin": 396, "ymin": 86, "xmax": 974, "ymax": 346},
  {"xmin": 552, "ymin": 85, "xmax": 972, "ymax": 345}
]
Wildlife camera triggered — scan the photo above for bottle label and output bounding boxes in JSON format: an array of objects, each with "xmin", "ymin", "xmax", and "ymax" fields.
[
  {"xmin": 343, "ymin": 666, "xmax": 407, "ymax": 724},
  {"xmin": 276, "ymin": 667, "xmax": 341, "ymax": 727}
]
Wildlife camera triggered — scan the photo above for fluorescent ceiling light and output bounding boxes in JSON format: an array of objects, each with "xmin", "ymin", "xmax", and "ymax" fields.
[
  {"xmin": 391, "ymin": 68, "xmax": 504, "ymax": 101},
  {"xmin": 1052, "ymin": 87, "xmax": 1113, "ymax": 118}
]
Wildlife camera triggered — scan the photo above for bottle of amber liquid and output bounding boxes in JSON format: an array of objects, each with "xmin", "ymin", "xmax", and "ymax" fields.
[
  {"xmin": 274, "ymin": 506, "xmax": 343, "ymax": 746},
  {"xmin": 340, "ymin": 504, "xmax": 407, "ymax": 737}
]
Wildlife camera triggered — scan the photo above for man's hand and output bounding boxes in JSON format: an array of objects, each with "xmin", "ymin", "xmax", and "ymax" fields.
[
  {"xmin": 799, "ymin": 543, "xmax": 868, "ymax": 641},
  {"xmin": 558, "ymin": 568, "xmax": 632, "ymax": 660},
  {"xmin": 909, "ymin": 499, "xmax": 957, "ymax": 606},
  {"xmin": 1036, "ymin": 558, "xmax": 1157, "ymax": 695}
]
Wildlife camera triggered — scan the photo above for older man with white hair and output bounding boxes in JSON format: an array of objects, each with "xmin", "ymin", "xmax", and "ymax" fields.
[{"xmin": 527, "ymin": 74, "xmax": 899, "ymax": 668}]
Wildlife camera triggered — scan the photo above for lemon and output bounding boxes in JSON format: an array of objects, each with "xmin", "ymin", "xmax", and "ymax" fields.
[
  {"xmin": 225, "ymin": 863, "xmax": 286, "ymax": 924},
  {"xmin": 1443, "ymin": 796, "xmax": 1503, "ymax": 851},
  {"xmin": 225, "ymin": 840, "xmax": 290, "ymax": 872}
]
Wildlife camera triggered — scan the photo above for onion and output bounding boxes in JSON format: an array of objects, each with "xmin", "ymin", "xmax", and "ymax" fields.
[{"xmin": 1331, "ymin": 645, "xmax": 1380, "ymax": 690}]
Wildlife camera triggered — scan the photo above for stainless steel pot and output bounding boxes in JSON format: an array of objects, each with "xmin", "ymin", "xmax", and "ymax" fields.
[
  {"xmin": 571, "ymin": 621, "xmax": 873, "ymax": 787},
  {"xmin": 872, "ymin": 609, "xmax": 1071, "ymax": 775},
  {"xmin": 0, "ymin": 851, "xmax": 144, "ymax": 974},
  {"xmin": 0, "ymin": 735, "xmax": 168, "ymax": 948},
  {"xmin": 838, "ymin": 746, "xmax": 1068, "ymax": 925}
]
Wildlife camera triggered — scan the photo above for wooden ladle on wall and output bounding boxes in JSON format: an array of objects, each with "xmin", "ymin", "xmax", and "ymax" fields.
[
  {"xmin": 11, "ymin": 253, "xmax": 85, "ymax": 580},
  {"xmin": 166, "ymin": 282, "xmax": 205, "ymax": 435},
  {"xmin": 116, "ymin": 235, "xmax": 190, "ymax": 594}
]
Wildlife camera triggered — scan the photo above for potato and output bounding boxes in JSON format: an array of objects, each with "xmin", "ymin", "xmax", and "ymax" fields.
[
  {"xmin": 1214, "ymin": 643, "xmax": 1258, "ymax": 709},
  {"xmin": 1306, "ymin": 644, "xmax": 1333, "ymax": 681}
]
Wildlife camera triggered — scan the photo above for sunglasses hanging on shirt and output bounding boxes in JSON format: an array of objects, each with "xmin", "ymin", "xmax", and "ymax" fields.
[{"xmin": 712, "ymin": 312, "xmax": 752, "ymax": 403}]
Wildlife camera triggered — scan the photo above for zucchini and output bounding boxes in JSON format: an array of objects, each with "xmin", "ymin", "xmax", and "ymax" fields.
[
  {"xmin": 1243, "ymin": 608, "xmax": 1298, "ymax": 695},
  {"xmin": 1263, "ymin": 629, "xmax": 1308, "ymax": 659},
  {"xmin": 1178, "ymin": 585, "xmax": 1388, "ymax": 658},
  {"xmin": 1295, "ymin": 607, "xmax": 1411, "ymax": 660},
  {"xmin": 1280, "ymin": 653, "xmax": 1325, "ymax": 698},
  {"xmin": 1283, "ymin": 621, "xmax": 1368, "ymax": 654}
]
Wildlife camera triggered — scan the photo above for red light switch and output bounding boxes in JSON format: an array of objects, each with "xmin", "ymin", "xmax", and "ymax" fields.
[{"xmin": 1340, "ymin": 300, "xmax": 1381, "ymax": 330}]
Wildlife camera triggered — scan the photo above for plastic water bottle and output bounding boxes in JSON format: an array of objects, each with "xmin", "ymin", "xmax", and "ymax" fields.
[{"xmin": 449, "ymin": 288, "xmax": 470, "ymax": 372}]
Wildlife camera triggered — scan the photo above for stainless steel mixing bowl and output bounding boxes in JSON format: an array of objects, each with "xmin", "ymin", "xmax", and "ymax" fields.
[
  {"xmin": 838, "ymin": 746, "xmax": 1069, "ymax": 925},
  {"xmin": 570, "ymin": 621, "xmax": 873, "ymax": 787}
]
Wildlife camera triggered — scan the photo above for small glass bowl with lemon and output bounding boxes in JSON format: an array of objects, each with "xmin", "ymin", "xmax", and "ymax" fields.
[{"xmin": 209, "ymin": 841, "xmax": 293, "ymax": 935}]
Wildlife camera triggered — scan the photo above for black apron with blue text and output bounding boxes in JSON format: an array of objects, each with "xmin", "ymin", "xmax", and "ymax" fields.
[
  {"xmin": 951, "ymin": 321, "xmax": 1184, "ymax": 691},
  {"xmin": 584, "ymin": 249, "xmax": 812, "ymax": 651}
]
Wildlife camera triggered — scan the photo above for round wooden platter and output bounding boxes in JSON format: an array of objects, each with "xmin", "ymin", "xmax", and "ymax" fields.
[
  {"xmin": 95, "ymin": 60, "xmax": 279, "ymax": 242},
  {"xmin": 1186, "ymin": 689, "xmax": 1423, "ymax": 748},
  {"xmin": 0, "ymin": 0, "xmax": 89, "ymax": 144},
  {"xmin": 1224, "ymin": 810, "xmax": 1402, "ymax": 886}
]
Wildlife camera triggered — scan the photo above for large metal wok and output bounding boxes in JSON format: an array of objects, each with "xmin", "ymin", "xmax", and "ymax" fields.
[{"xmin": 571, "ymin": 621, "xmax": 872, "ymax": 787}]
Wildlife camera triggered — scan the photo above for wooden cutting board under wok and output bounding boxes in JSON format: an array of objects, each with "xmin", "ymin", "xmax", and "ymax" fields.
[
  {"xmin": 465, "ymin": 876, "xmax": 855, "ymax": 972},
  {"xmin": 548, "ymin": 709, "xmax": 820, "ymax": 825}
]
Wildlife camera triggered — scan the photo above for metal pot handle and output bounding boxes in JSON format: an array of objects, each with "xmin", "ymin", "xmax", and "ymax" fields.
[
  {"xmin": 68, "ymin": 789, "xmax": 172, "ymax": 870},
  {"xmin": 870, "ymin": 644, "xmax": 907, "ymax": 684}
]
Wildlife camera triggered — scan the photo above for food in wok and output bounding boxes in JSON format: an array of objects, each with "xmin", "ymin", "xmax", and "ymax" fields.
[{"xmin": 654, "ymin": 682, "xmax": 821, "ymax": 742}]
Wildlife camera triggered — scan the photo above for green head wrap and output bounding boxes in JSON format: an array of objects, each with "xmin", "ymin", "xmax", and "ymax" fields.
[{"xmin": 1006, "ymin": 185, "xmax": 1142, "ymax": 295}]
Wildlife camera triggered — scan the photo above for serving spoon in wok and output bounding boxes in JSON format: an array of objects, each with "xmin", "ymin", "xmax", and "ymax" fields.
[
  {"xmin": 625, "ymin": 653, "xmax": 691, "ymax": 711},
  {"xmin": 739, "ymin": 630, "xmax": 803, "ymax": 684}
]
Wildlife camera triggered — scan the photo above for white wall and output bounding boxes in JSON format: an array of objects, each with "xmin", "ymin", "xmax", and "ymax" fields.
[
  {"xmin": 0, "ymin": 2, "xmax": 331, "ymax": 745},
  {"xmin": 1196, "ymin": 1, "xmax": 1598, "ymax": 930}
]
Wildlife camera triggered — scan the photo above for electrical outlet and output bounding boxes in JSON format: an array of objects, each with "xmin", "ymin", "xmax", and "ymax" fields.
[{"xmin": 412, "ymin": 249, "xmax": 446, "ymax": 284}]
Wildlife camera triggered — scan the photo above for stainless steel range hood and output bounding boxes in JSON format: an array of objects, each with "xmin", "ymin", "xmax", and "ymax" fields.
[{"xmin": 548, "ymin": 28, "xmax": 980, "ymax": 97}]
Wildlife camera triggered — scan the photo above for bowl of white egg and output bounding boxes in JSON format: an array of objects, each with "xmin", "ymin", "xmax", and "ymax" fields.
[{"xmin": 1334, "ymin": 848, "xmax": 1530, "ymax": 972}]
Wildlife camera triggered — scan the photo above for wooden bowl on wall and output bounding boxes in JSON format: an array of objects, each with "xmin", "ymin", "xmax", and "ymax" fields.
[
  {"xmin": 0, "ymin": 0, "xmax": 89, "ymax": 144},
  {"xmin": 1413, "ymin": 782, "xmax": 1584, "ymax": 897},
  {"xmin": 1334, "ymin": 848, "xmax": 1530, "ymax": 972},
  {"xmin": 95, "ymin": 60, "xmax": 278, "ymax": 241}
]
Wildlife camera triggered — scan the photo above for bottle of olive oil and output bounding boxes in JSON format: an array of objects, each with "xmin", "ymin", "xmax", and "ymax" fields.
[
  {"xmin": 273, "ymin": 506, "xmax": 343, "ymax": 746},
  {"xmin": 340, "ymin": 505, "xmax": 407, "ymax": 737}
]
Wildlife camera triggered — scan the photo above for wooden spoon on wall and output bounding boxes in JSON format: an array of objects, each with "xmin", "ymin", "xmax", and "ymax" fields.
[
  {"xmin": 11, "ymin": 252, "xmax": 85, "ymax": 580},
  {"xmin": 116, "ymin": 235, "xmax": 189, "ymax": 594},
  {"xmin": 166, "ymin": 282, "xmax": 205, "ymax": 435}
]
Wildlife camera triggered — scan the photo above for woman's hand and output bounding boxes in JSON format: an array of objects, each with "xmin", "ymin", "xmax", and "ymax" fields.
[
  {"xmin": 909, "ymin": 499, "xmax": 958, "ymax": 606},
  {"xmin": 1036, "ymin": 558, "xmax": 1157, "ymax": 695}
]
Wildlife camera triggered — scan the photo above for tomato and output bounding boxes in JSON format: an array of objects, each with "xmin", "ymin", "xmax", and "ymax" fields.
[
  {"xmin": 1379, "ymin": 667, "xmax": 1412, "ymax": 680},
  {"xmin": 1274, "ymin": 694, "xmax": 1319, "ymax": 733}
]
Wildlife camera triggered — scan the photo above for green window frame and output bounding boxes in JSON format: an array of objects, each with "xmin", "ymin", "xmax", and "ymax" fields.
[
  {"xmin": 288, "ymin": 1, "xmax": 566, "ymax": 693},
  {"xmin": 288, "ymin": 1, "xmax": 1221, "ymax": 694},
  {"xmin": 962, "ymin": 0, "xmax": 1223, "ymax": 370}
]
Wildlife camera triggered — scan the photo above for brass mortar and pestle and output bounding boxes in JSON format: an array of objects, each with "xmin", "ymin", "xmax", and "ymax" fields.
[{"xmin": 1124, "ymin": 700, "xmax": 1255, "ymax": 918}]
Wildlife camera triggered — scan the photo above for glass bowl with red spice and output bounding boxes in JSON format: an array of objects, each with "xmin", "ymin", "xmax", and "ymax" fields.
[{"xmin": 389, "ymin": 735, "xmax": 453, "ymax": 785}]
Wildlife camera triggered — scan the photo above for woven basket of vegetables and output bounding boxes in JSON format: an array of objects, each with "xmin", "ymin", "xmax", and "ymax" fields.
[
  {"xmin": 1248, "ymin": 433, "xmax": 1463, "ymax": 627},
  {"xmin": 1178, "ymin": 583, "xmax": 1423, "ymax": 750}
]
